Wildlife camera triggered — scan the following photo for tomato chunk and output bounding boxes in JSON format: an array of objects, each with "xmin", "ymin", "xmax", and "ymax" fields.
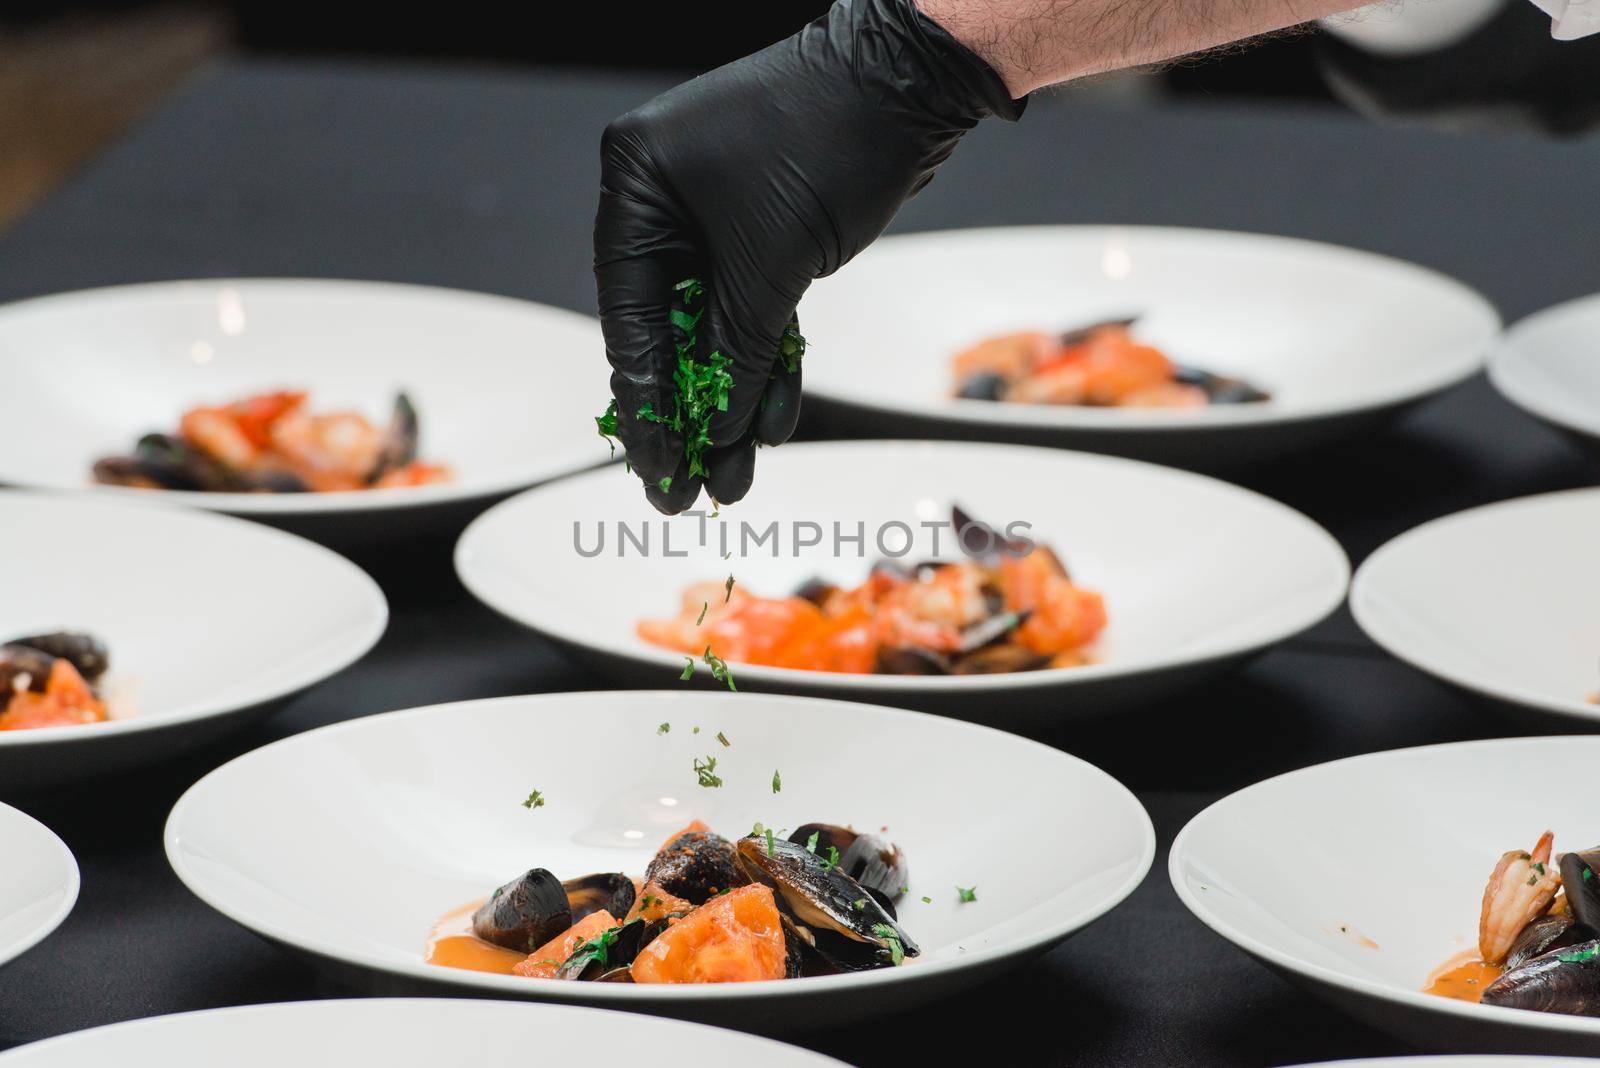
[
  {"xmin": 511, "ymin": 909, "xmax": 617, "ymax": 979},
  {"xmin": 630, "ymin": 884, "xmax": 786, "ymax": 984}
]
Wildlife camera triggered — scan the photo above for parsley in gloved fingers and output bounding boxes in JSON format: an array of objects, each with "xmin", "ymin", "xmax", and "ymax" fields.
[
  {"xmin": 596, "ymin": 278, "xmax": 804, "ymax": 511},
  {"xmin": 593, "ymin": 0, "xmax": 1024, "ymax": 515}
]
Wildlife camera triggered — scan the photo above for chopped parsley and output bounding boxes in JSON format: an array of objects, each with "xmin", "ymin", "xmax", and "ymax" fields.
[
  {"xmin": 693, "ymin": 754, "xmax": 723, "ymax": 789},
  {"xmin": 820, "ymin": 846, "xmax": 840, "ymax": 872},
  {"xmin": 656, "ymin": 722, "xmax": 671, "ymax": 735},
  {"xmin": 777, "ymin": 319, "xmax": 807, "ymax": 375},
  {"xmin": 696, "ymin": 601, "xmax": 708, "ymax": 626},
  {"xmin": 520, "ymin": 789, "xmax": 546, "ymax": 811},
  {"xmin": 853, "ymin": 898, "xmax": 866, "ymax": 910},
  {"xmin": 565, "ymin": 925, "xmax": 621, "ymax": 971},
  {"xmin": 1586, "ymin": 868, "xmax": 1594, "ymax": 883},
  {"xmin": 704, "ymin": 647, "xmax": 736, "ymax": 692},
  {"xmin": 871, "ymin": 923, "xmax": 905, "ymax": 966},
  {"xmin": 680, "ymin": 658, "xmax": 695, "ymax": 681},
  {"xmin": 804, "ymin": 831, "xmax": 820, "ymax": 854},
  {"xmin": 595, "ymin": 401, "xmax": 618, "ymax": 455},
  {"xmin": 716, "ymin": 730, "xmax": 731, "ymax": 748},
  {"xmin": 1558, "ymin": 944, "xmax": 1600, "ymax": 964},
  {"xmin": 957, "ymin": 885, "xmax": 978, "ymax": 903},
  {"xmin": 771, "ymin": 769, "xmax": 782, "ymax": 794},
  {"xmin": 658, "ymin": 477, "xmax": 673, "ymax": 492},
  {"xmin": 724, "ymin": 575, "xmax": 736, "ymax": 602},
  {"xmin": 765, "ymin": 826, "xmax": 776, "ymax": 856},
  {"xmin": 921, "ymin": 896, "xmax": 933, "ymax": 904}
]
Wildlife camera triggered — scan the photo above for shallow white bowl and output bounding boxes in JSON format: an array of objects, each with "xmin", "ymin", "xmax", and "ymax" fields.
[
  {"xmin": 1490, "ymin": 292, "xmax": 1600, "ymax": 452},
  {"xmin": 1351, "ymin": 488, "xmax": 1600, "ymax": 723},
  {"xmin": 0, "ymin": 491, "xmax": 387, "ymax": 789},
  {"xmin": 456, "ymin": 440, "xmax": 1349, "ymax": 720},
  {"xmin": 165, "ymin": 691, "xmax": 1154, "ymax": 1029},
  {"xmin": 801, "ymin": 226, "xmax": 1499, "ymax": 467},
  {"xmin": 0, "ymin": 998, "xmax": 844, "ymax": 1067},
  {"xmin": 1172, "ymin": 737, "xmax": 1600, "ymax": 1055},
  {"xmin": 0, "ymin": 802, "xmax": 77, "ymax": 969},
  {"xmin": 0, "ymin": 279, "xmax": 612, "ymax": 531}
]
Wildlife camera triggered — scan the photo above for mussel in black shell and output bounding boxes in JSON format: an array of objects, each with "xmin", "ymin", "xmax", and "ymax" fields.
[
  {"xmin": 562, "ymin": 873, "xmax": 636, "ymax": 924},
  {"xmin": 787, "ymin": 824, "xmax": 908, "ymax": 916},
  {"xmin": 471, "ymin": 868, "xmax": 571, "ymax": 952},
  {"xmin": 735, "ymin": 835, "xmax": 918, "ymax": 971},
  {"xmin": 1507, "ymin": 913, "xmax": 1587, "ymax": 971},
  {"xmin": 1483, "ymin": 939, "xmax": 1600, "ymax": 1016},
  {"xmin": 645, "ymin": 830, "xmax": 749, "ymax": 904}
]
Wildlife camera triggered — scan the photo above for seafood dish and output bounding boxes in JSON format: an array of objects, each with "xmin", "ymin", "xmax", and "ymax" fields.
[
  {"xmin": 638, "ymin": 508, "xmax": 1105, "ymax": 676},
  {"xmin": 0, "ymin": 631, "xmax": 110, "ymax": 731},
  {"xmin": 951, "ymin": 317, "xmax": 1270, "ymax": 409},
  {"xmin": 93, "ymin": 390, "xmax": 449, "ymax": 493},
  {"xmin": 428, "ymin": 820, "xmax": 918, "ymax": 983},
  {"xmin": 1426, "ymin": 829, "xmax": 1600, "ymax": 1016}
]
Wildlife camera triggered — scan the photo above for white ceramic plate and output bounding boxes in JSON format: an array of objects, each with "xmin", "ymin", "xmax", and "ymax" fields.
[
  {"xmin": 0, "ymin": 802, "xmax": 77, "ymax": 969},
  {"xmin": 0, "ymin": 491, "xmax": 387, "ymax": 789},
  {"xmin": 1350, "ymin": 488, "xmax": 1600, "ymax": 723},
  {"xmin": 0, "ymin": 279, "xmax": 612, "ymax": 526},
  {"xmin": 165, "ymin": 691, "xmax": 1154, "ymax": 1028},
  {"xmin": 801, "ymin": 227, "xmax": 1499, "ymax": 467},
  {"xmin": 1172, "ymin": 737, "xmax": 1600, "ymax": 1055},
  {"xmin": 0, "ymin": 998, "xmax": 845, "ymax": 1067},
  {"xmin": 1489, "ymin": 292, "xmax": 1600, "ymax": 452},
  {"xmin": 456, "ymin": 440, "xmax": 1349, "ymax": 719}
]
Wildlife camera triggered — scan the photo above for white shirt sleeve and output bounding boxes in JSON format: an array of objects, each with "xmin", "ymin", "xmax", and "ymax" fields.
[
  {"xmin": 1321, "ymin": 0, "xmax": 1599, "ymax": 53},
  {"xmin": 1526, "ymin": 0, "xmax": 1600, "ymax": 39}
]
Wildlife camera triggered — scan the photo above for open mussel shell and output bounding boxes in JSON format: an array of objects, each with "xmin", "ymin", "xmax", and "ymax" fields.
[
  {"xmin": 471, "ymin": 868, "xmax": 570, "ymax": 952},
  {"xmin": 8, "ymin": 631, "xmax": 110, "ymax": 683},
  {"xmin": 1172, "ymin": 365, "xmax": 1271, "ymax": 404},
  {"xmin": 1507, "ymin": 912, "xmax": 1587, "ymax": 970},
  {"xmin": 562, "ymin": 873, "xmax": 635, "ymax": 924},
  {"xmin": 1559, "ymin": 849, "xmax": 1600, "ymax": 935},
  {"xmin": 645, "ymin": 830, "xmax": 749, "ymax": 905},
  {"xmin": 1483, "ymin": 939, "xmax": 1600, "ymax": 1016},
  {"xmin": 735, "ymin": 835, "xmax": 918, "ymax": 972},
  {"xmin": 555, "ymin": 917, "xmax": 665, "ymax": 981},
  {"xmin": 367, "ymin": 391, "xmax": 420, "ymax": 485},
  {"xmin": 787, "ymin": 824, "xmax": 908, "ymax": 916}
]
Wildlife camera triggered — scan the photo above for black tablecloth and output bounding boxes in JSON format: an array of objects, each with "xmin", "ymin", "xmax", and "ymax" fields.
[{"xmin": 1, "ymin": 60, "xmax": 1597, "ymax": 1066}]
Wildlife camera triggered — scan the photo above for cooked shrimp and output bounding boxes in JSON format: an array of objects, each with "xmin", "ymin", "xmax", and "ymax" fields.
[
  {"xmin": 269, "ymin": 410, "xmax": 387, "ymax": 491},
  {"xmin": 1479, "ymin": 830, "xmax": 1562, "ymax": 964},
  {"xmin": 950, "ymin": 332, "xmax": 1055, "ymax": 384}
]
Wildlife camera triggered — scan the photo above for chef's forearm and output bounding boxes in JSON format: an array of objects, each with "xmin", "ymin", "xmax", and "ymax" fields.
[{"xmin": 916, "ymin": 0, "xmax": 1361, "ymax": 95}]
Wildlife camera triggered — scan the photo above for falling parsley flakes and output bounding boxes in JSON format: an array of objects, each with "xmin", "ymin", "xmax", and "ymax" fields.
[
  {"xmin": 724, "ymin": 575, "xmax": 736, "ymax": 602},
  {"xmin": 921, "ymin": 896, "xmax": 933, "ymax": 904},
  {"xmin": 680, "ymin": 658, "xmax": 695, "ymax": 681},
  {"xmin": 957, "ymin": 885, "xmax": 978, "ymax": 903},
  {"xmin": 804, "ymin": 830, "xmax": 819, "ymax": 854},
  {"xmin": 716, "ymin": 730, "xmax": 731, "ymax": 748},
  {"xmin": 520, "ymin": 789, "xmax": 546, "ymax": 810},
  {"xmin": 696, "ymin": 601, "xmax": 709, "ymax": 626},
  {"xmin": 704, "ymin": 647, "xmax": 736, "ymax": 691},
  {"xmin": 656, "ymin": 722, "xmax": 670, "ymax": 735},
  {"xmin": 693, "ymin": 754, "xmax": 723, "ymax": 789},
  {"xmin": 771, "ymin": 769, "xmax": 782, "ymax": 794}
]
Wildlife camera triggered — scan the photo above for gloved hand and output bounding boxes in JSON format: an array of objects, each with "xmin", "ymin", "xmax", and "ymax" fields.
[{"xmin": 594, "ymin": 0, "xmax": 1023, "ymax": 514}]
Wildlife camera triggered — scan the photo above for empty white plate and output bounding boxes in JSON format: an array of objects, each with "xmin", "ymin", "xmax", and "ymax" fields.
[
  {"xmin": 0, "ymin": 998, "xmax": 845, "ymax": 1067},
  {"xmin": 0, "ymin": 491, "xmax": 386, "ymax": 789},
  {"xmin": 165, "ymin": 691, "xmax": 1154, "ymax": 1028},
  {"xmin": 0, "ymin": 279, "xmax": 612, "ymax": 531},
  {"xmin": 0, "ymin": 802, "xmax": 77, "ymax": 969},
  {"xmin": 455, "ymin": 440, "xmax": 1349, "ymax": 719},
  {"xmin": 1351, "ymin": 488, "xmax": 1600, "ymax": 723},
  {"xmin": 1172, "ymin": 737, "xmax": 1600, "ymax": 1054},
  {"xmin": 801, "ymin": 226, "xmax": 1499, "ymax": 467},
  {"xmin": 1490, "ymin": 292, "xmax": 1600, "ymax": 452}
]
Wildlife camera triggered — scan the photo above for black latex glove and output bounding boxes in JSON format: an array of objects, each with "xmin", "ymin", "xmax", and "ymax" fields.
[{"xmin": 594, "ymin": 0, "xmax": 1023, "ymax": 514}]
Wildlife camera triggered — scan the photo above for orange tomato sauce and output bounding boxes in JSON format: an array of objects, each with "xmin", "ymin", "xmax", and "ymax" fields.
[
  {"xmin": 1423, "ymin": 949, "xmax": 1502, "ymax": 1003},
  {"xmin": 425, "ymin": 900, "xmax": 526, "ymax": 975}
]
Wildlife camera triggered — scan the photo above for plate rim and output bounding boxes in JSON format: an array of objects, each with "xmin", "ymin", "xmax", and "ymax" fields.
[
  {"xmin": 0, "ymin": 276, "xmax": 614, "ymax": 515},
  {"xmin": 803, "ymin": 224, "xmax": 1500, "ymax": 433},
  {"xmin": 164, "ymin": 689, "xmax": 1157, "ymax": 1004},
  {"xmin": 1349, "ymin": 485, "xmax": 1600, "ymax": 723},
  {"xmin": 0, "ymin": 488, "xmax": 389, "ymax": 749},
  {"xmin": 455, "ymin": 439, "xmax": 1352, "ymax": 693},
  {"xmin": 1487, "ymin": 291, "xmax": 1600, "ymax": 442},
  {"xmin": 0, "ymin": 801, "xmax": 79, "ymax": 969},
  {"xmin": 0, "ymin": 996, "xmax": 847, "ymax": 1065},
  {"xmin": 1169, "ymin": 734, "xmax": 1600, "ymax": 1039}
]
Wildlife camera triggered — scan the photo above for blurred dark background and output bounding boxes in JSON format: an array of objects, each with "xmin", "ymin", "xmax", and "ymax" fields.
[{"xmin": 0, "ymin": 1, "xmax": 1334, "ymax": 228}]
